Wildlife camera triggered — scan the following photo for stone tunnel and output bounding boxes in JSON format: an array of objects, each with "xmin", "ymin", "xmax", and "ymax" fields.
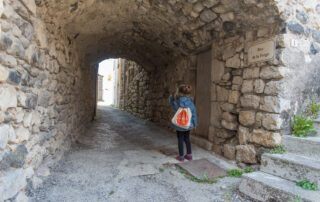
[{"xmin": 1, "ymin": 0, "xmax": 320, "ymax": 200}]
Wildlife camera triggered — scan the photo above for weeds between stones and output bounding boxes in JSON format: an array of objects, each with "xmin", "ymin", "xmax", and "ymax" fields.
[
  {"xmin": 291, "ymin": 115, "xmax": 316, "ymax": 137},
  {"xmin": 269, "ymin": 144, "xmax": 287, "ymax": 154},
  {"xmin": 296, "ymin": 180, "xmax": 318, "ymax": 191},
  {"xmin": 179, "ymin": 168, "xmax": 218, "ymax": 184},
  {"xmin": 227, "ymin": 169, "xmax": 243, "ymax": 177}
]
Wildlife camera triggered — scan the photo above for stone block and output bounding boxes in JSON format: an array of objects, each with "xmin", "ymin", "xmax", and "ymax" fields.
[
  {"xmin": 0, "ymin": 34, "xmax": 13, "ymax": 50},
  {"xmin": 240, "ymin": 94, "xmax": 260, "ymax": 109},
  {"xmin": 260, "ymin": 66, "xmax": 287, "ymax": 79},
  {"xmin": 220, "ymin": 12, "xmax": 234, "ymax": 22},
  {"xmin": 21, "ymin": 0, "xmax": 37, "ymax": 15},
  {"xmin": 222, "ymin": 72, "xmax": 231, "ymax": 81},
  {"xmin": 250, "ymin": 129, "xmax": 281, "ymax": 147},
  {"xmin": 243, "ymin": 67, "xmax": 259, "ymax": 79},
  {"xmin": 0, "ymin": 64, "xmax": 9, "ymax": 82},
  {"xmin": 238, "ymin": 126, "xmax": 250, "ymax": 145},
  {"xmin": 220, "ymin": 103, "xmax": 235, "ymax": 112},
  {"xmin": 224, "ymin": 144, "xmax": 236, "ymax": 160},
  {"xmin": 226, "ymin": 54, "xmax": 240, "ymax": 68},
  {"xmin": 296, "ymin": 11, "xmax": 308, "ymax": 24},
  {"xmin": 200, "ymin": 9, "xmax": 217, "ymax": 22},
  {"xmin": 202, "ymin": 0, "xmax": 219, "ymax": 8},
  {"xmin": 0, "ymin": 168, "xmax": 26, "ymax": 200},
  {"xmin": 0, "ymin": 86, "xmax": 17, "ymax": 111},
  {"xmin": 0, "ymin": 125, "xmax": 9, "ymax": 149},
  {"xmin": 257, "ymin": 28, "xmax": 268, "ymax": 37},
  {"xmin": 212, "ymin": 144, "xmax": 223, "ymax": 155},
  {"xmin": 255, "ymin": 112, "xmax": 263, "ymax": 128},
  {"xmin": 18, "ymin": 92, "xmax": 27, "ymax": 108},
  {"xmin": 260, "ymin": 96, "xmax": 290, "ymax": 113},
  {"xmin": 7, "ymin": 70, "xmax": 21, "ymax": 85},
  {"xmin": 236, "ymin": 145, "xmax": 257, "ymax": 164},
  {"xmin": 287, "ymin": 21, "xmax": 304, "ymax": 35},
  {"xmin": 262, "ymin": 113, "xmax": 282, "ymax": 130},
  {"xmin": 193, "ymin": 2, "xmax": 204, "ymax": 13},
  {"xmin": 264, "ymin": 81, "xmax": 280, "ymax": 95},
  {"xmin": 212, "ymin": 59, "xmax": 224, "ymax": 82},
  {"xmin": 25, "ymin": 94, "xmax": 38, "ymax": 109},
  {"xmin": 222, "ymin": 46, "xmax": 235, "ymax": 60},
  {"xmin": 221, "ymin": 120, "xmax": 238, "ymax": 131},
  {"xmin": 23, "ymin": 112, "xmax": 33, "ymax": 128},
  {"xmin": 11, "ymin": 126, "xmax": 30, "ymax": 144},
  {"xmin": 228, "ymin": 91, "xmax": 240, "ymax": 104},
  {"xmin": 253, "ymin": 79, "xmax": 265, "ymax": 93},
  {"xmin": 216, "ymin": 86, "xmax": 229, "ymax": 101},
  {"xmin": 222, "ymin": 112, "xmax": 236, "ymax": 122},
  {"xmin": 241, "ymin": 80, "xmax": 253, "ymax": 93},
  {"xmin": 239, "ymin": 111, "xmax": 256, "ymax": 126},
  {"xmin": 232, "ymin": 76, "xmax": 242, "ymax": 85}
]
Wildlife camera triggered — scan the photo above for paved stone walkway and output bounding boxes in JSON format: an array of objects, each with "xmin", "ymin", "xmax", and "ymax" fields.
[{"xmin": 30, "ymin": 106, "xmax": 252, "ymax": 202}]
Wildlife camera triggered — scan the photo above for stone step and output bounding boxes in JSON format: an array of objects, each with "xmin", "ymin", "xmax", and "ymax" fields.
[
  {"xmin": 239, "ymin": 172, "xmax": 320, "ymax": 202},
  {"xmin": 282, "ymin": 135, "xmax": 320, "ymax": 160},
  {"xmin": 261, "ymin": 153, "xmax": 320, "ymax": 186}
]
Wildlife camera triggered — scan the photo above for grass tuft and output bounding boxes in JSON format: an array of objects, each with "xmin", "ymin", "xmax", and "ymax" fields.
[
  {"xmin": 296, "ymin": 180, "xmax": 318, "ymax": 191},
  {"xmin": 227, "ymin": 169, "xmax": 243, "ymax": 178}
]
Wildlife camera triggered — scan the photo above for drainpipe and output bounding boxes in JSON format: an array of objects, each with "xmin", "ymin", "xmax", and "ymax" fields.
[{"xmin": 123, "ymin": 59, "xmax": 127, "ymax": 110}]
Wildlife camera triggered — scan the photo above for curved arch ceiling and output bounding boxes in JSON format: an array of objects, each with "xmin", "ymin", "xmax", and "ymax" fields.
[{"xmin": 36, "ymin": 0, "xmax": 280, "ymax": 70}]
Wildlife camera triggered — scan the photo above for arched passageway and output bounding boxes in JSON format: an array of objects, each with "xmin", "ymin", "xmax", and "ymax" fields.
[{"xmin": 1, "ymin": 0, "xmax": 320, "ymax": 201}]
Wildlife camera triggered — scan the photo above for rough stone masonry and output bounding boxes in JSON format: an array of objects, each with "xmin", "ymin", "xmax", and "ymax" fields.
[{"xmin": 0, "ymin": 0, "xmax": 320, "ymax": 201}]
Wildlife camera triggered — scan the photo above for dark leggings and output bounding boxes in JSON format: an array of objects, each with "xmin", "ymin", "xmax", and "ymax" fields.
[{"xmin": 176, "ymin": 130, "xmax": 192, "ymax": 156}]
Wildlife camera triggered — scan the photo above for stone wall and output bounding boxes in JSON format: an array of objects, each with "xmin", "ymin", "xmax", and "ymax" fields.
[
  {"xmin": 121, "ymin": 60, "xmax": 152, "ymax": 119},
  {"xmin": 275, "ymin": 1, "xmax": 320, "ymax": 133},
  {"xmin": 0, "ymin": 0, "xmax": 96, "ymax": 200}
]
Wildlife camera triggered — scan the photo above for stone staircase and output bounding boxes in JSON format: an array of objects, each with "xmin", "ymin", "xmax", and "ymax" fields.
[{"xmin": 239, "ymin": 119, "xmax": 320, "ymax": 202}]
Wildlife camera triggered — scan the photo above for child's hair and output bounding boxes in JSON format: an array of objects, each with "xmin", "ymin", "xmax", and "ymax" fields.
[{"xmin": 178, "ymin": 84, "xmax": 192, "ymax": 96}]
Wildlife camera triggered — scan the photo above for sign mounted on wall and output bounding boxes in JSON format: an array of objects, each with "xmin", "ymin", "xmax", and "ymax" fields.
[{"xmin": 248, "ymin": 39, "xmax": 275, "ymax": 64}]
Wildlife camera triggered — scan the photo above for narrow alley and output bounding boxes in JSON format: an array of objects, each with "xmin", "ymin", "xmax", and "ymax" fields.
[{"xmin": 30, "ymin": 106, "xmax": 249, "ymax": 202}]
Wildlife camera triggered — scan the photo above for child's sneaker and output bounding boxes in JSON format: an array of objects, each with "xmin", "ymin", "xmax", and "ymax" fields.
[
  {"xmin": 176, "ymin": 156, "xmax": 184, "ymax": 162},
  {"xmin": 184, "ymin": 154, "xmax": 192, "ymax": 161}
]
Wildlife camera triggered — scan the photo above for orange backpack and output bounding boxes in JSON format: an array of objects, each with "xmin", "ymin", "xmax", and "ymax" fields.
[{"xmin": 171, "ymin": 107, "xmax": 192, "ymax": 129}]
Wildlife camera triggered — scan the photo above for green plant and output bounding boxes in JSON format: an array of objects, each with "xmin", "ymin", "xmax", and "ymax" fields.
[
  {"xmin": 179, "ymin": 169, "xmax": 218, "ymax": 184},
  {"xmin": 159, "ymin": 168, "xmax": 164, "ymax": 173},
  {"xmin": 269, "ymin": 144, "xmax": 287, "ymax": 154},
  {"xmin": 296, "ymin": 180, "xmax": 318, "ymax": 191},
  {"xmin": 244, "ymin": 167, "xmax": 254, "ymax": 173},
  {"xmin": 227, "ymin": 169, "xmax": 243, "ymax": 177},
  {"xmin": 292, "ymin": 195, "xmax": 302, "ymax": 202},
  {"xmin": 109, "ymin": 190, "xmax": 115, "ymax": 195},
  {"xmin": 190, "ymin": 173, "xmax": 218, "ymax": 184},
  {"xmin": 109, "ymin": 104, "xmax": 115, "ymax": 107},
  {"xmin": 306, "ymin": 99, "xmax": 320, "ymax": 118},
  {"xmin": 179, "ymin": 169, "xmax": 188, "ymax": 175},
  {"xmin": 291, "ymin": 115, "xmax": 316, "ymax": 137}
]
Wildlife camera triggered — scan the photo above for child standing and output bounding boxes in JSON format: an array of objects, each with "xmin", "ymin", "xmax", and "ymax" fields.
[{"xmin": 169, "ymin": 84, "xmax": 198, "ymax": 162}]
